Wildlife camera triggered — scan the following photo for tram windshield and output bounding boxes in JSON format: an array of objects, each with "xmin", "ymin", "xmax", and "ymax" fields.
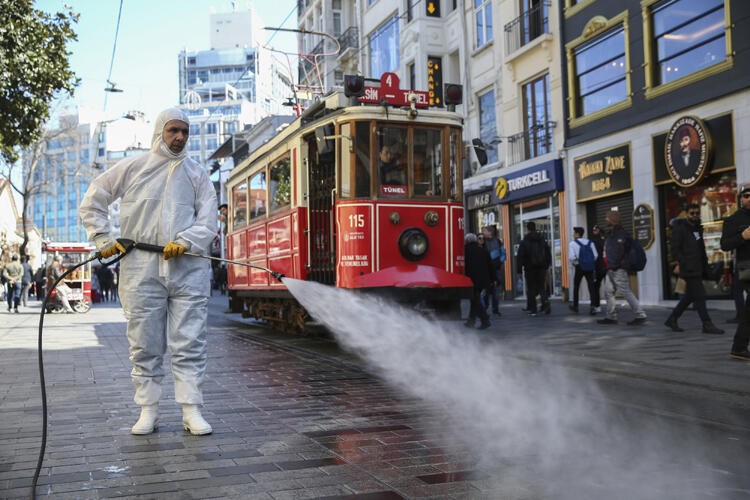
[{"xmin": 346, "ymin": 122, "xmax": 459, "ymax": 200}]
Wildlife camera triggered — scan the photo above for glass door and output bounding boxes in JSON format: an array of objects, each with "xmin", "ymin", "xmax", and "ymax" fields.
[{"xmin": 511, "ymin": 194, "xmax": 562, "ymax": 299}]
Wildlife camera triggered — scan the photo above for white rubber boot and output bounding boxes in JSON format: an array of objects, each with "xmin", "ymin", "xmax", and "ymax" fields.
[
  {"xmin": 131, "ymin": 404, "xmax": 159, "ymax": 435},
  {"xmin": 182, "ymin": 404, "xmax": 212, "ymax": 435}
]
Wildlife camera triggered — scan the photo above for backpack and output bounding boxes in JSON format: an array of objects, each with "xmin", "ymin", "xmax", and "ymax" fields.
[
  {"xmin": 575, "ymin": 239, "xmax": 596, "ymax": 272},
  {"xmin": 624, "ymin": 237, "xmax": 647, "ymax": 272},
  {"xmin": 529, "ymin": 237, "xmax": 549, "ymax": 268}
]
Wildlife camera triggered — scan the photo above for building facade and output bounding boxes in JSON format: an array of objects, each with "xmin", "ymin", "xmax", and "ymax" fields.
[
  {"xmin": 26, "ymin": 110, "xmax": 150, "ymax": 243},
  {"xmin": 561, "ymin": 0, "xmax": 750, "ymax": 305},
  {"xmin": 178, "ymin": 5, "xmax": 294, "ymax": 167}
]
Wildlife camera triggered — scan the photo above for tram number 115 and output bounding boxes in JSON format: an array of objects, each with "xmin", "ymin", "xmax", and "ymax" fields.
[{"xmin": 349, "ymin": 214, "xmax": 365, "ymax": 228}]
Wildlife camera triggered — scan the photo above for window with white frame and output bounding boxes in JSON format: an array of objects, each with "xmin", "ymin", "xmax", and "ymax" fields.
[
  {"xmin": 478, "ymin": 89, "xmax": 498, "ymax": 165},
  {"xmin": 370, "ymin": 16, "xmax": 400, "ymax": 77},
  {"xmin": 475, "ymin": 0, "xmax": 493, "ymax": 49}
]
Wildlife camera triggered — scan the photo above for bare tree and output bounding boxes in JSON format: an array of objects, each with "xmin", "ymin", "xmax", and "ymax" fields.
[{"xmin": 2, "ymin": 119, "xmax": 86, "ymax": 257}]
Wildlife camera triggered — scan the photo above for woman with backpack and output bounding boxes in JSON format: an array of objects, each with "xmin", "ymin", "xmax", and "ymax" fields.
[{"xmin": 568, "ymin": 227, "xmax": 598, "ymax": 315}]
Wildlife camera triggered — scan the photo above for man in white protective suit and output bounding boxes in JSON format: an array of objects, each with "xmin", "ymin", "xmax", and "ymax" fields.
[{"xmin": 79, "ymin": 108, "xmax": 218, "ymax": 435}]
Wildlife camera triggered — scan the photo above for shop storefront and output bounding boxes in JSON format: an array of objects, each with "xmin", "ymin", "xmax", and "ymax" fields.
[
  {"xmin": 466, "ymin": 189, "xmax": 501, "ymax": 237},
  {"xmin": 492, "ymin": 159, "xmax": 565, "ymax": 299},
  {"xmin": 654, "ymin": 113, "xmax": 737, "ymax": 300},
  {"xmin": 573, "ymin": 143, "xmax": 635, "ymax": 232}
]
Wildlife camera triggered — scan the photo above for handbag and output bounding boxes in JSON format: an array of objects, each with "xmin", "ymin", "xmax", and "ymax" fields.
[{"xmin": 737, "ymin": 261, "xmax": 750, "ymax": 282}]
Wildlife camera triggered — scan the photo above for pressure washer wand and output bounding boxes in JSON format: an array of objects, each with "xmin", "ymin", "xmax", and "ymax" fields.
[{"xmin": 116, "ymin": 239, "xmax": 285, "ymax": 282}]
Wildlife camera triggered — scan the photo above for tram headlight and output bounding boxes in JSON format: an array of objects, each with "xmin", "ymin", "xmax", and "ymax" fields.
[{"xmin": 398, "ymin": 228, "xmax": 429, "ymax": 261}]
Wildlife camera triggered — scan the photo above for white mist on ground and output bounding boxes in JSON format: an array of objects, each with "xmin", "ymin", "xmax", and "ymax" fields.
[{"xmin": 284, "ymin": 279, "xmax": 724, "ymax": 499}]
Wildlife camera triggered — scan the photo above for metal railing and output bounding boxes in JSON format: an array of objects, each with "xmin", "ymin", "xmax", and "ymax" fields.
[
  {"xmin": 505, "ymin": 121, "xmax": 556, "ymax": 166},
  {"xmin": 504, "ymin": 1, "xmax": 551, "ymax": 55},
  {"xmin": 337, "ymin": 26, "xmax": 359, "ymax": 55}
]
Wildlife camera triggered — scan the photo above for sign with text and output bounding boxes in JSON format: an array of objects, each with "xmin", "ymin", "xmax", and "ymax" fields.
[
  {"xmin": 633, "ymin": 203, "xmax": 654, "ymax": 250},
  {"xmin": 427, "ymin": 57, "xmax": 443, "ymax": 107},
  {"xmin": 358, "ymin": 72, "xmax": 430, "ymax": 108},
  {"xmin": 574, "ymin": 143, "xmax": 632, "ymax": 202},
  {"xmin": 492, "ymin": 159, "xmax": 564, "ymax": 204}
]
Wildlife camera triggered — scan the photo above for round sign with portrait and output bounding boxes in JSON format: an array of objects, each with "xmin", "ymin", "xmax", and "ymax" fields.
[{"xmin": 664, "ymin": 115, "xmax": 712, "ymax": 187}]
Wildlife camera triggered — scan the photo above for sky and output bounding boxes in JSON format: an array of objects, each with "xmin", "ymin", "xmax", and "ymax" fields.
[{"xmin": 37, "ymin": 0, "xmax": 299, "ymax": 123}]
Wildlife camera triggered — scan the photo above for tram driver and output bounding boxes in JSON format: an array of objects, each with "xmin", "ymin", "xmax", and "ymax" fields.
[{"xmin": 379, "ymin": 141, "xmax": 406, "ymax": 185}]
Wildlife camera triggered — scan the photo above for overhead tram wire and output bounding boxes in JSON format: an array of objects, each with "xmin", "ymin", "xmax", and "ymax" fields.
[{"xmin": 103, "ymin": 0, "xmax": 125, "ymax": 111}]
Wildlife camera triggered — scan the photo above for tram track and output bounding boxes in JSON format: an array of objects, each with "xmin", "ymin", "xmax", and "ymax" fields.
[{"xmin": 210, "ymin": 309, "xmax": 750, "ymax": 438}]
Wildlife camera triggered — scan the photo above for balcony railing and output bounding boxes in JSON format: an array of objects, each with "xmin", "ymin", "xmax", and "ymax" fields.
[
  {"xmin": 505, "ymin": 121, "xmax": 556, "ymax": 166},
  {"xmin": 504, "ymin": 1, "xmax": 551, "ymax": 55},
  {"xmin": 338, "ymin": 26, "xmax": 359, "ymax": 56}
]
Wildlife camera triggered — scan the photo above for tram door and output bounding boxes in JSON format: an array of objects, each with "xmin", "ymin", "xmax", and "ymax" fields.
[{"xmin": 306, "ymin": 131, "xmax": 336, "ymax": 284}]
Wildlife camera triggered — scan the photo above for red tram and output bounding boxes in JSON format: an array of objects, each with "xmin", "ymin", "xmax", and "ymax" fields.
[{"xmin": 225, "ymin": 73, "xmax": 472, "ymax": 331}]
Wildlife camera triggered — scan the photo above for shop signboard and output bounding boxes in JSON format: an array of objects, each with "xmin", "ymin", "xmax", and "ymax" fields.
[
  {"xmin": 664, "ymin": 116, "xmax": 712, "ymax": 187},
  {"xmin": 492, "ymin": 159, "xmax": 563, "ymax": 204},
  {"xmin": 653, "ymin": 113, "xmax": 734, "ymax": 185},
  {"xmin": 633, "ymin": 203, "xmax": 654, "ymax": 250},
  {"xmin": 574, "ymin": 143, "xmax": 632, "ymax": 202}
]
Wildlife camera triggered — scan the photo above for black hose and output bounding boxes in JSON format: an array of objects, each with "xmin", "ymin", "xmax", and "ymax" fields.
[{"xmin": 30, "ymin": 250, "xmax": 129, "ymax": 499}]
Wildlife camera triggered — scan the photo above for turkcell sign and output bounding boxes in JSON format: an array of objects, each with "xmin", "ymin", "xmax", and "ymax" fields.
[{"xmin": 492, "ymin": 159, "xmax": 564, "ymax": 204}]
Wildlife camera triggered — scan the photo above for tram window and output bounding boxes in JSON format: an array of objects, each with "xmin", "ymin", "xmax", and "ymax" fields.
[
  {"xmin": 377, "ymin": 126, "xmax": 407, "ymax": 192},
  {"xmin": 354, "ymin": 122, "xmax": 371, "ymax": 197},
  {"xmin": 231, "ymin": 180, "xmax": 248, "ymax": 229},
  {"xmin": 414, "ymin": 128, "xmax": 442, "ymax": 197},
  {"xmin": 249, "ymin": 171, "xmax": 267, "ymax": 220},
  {"xmin": 449, "ymin": 128, "xmax": 462, "ymax": 200},
  {"xmin": 340, "ymin": 123, "xmax": 352, "ymax": 198},
  {"xmin": 270, "ymin": 158, "xmax": 291, "ymax": 212}
]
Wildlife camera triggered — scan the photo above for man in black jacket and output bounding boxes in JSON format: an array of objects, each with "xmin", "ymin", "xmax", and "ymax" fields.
[
  {"xmin": 720, "ymin": 185, "xmax": 750, "ymax": 360},
  {"xmin": 516, "ymin": 221, "xmax": 551, "ymax": 316},
  {"xmin": 464, "ymin": 233, "xmax": 492, "ymax": 329},
  {"xmin": 665, "ymin": 203, "xmax": 723, "ymax": 334}
]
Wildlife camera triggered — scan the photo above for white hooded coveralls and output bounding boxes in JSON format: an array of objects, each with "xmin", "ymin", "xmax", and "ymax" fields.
[{"xmin": 79, "ymin": 108, "xmax": 218, "ymax": 405}]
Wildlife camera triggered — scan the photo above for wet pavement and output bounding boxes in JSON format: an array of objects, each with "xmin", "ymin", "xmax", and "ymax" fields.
[{"xmin": 1, "ymin": 293, "xmax": 749, "ymax": 499}]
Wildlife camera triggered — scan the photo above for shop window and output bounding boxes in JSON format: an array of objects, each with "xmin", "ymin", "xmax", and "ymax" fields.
[
  {"xmin": 566, "ymin": 12, "xmax": 631, "ymax": 127},
  {"xmin": 269, "ymin": 157, "xmax": 291, "ymax": 212},
  {"xmin": 643, "ymin": 0, "xmax": 731, "ymax": 98},
  {"xmin": 231, "ymin": 180, "xmax": 247, "ymax": 230},
  {"xmin": 249, "ymin": 171, "xmax": 267, "ymax": 220},
  {"xmin": 661, "ymin": 173, "xmax": 736, "ymax": 299}
]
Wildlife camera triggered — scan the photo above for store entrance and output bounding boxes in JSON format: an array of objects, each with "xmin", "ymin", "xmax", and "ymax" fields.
[{"xmin": 511, "ymin": 195, "xmax": 561, "ymax": 299}]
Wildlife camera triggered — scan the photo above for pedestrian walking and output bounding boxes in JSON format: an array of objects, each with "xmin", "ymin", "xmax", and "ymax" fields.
[
  {"xmin": 3, "ymin": 254, "xmax": 23, "ymax": 313},
  {"xmin": 516, "ymin": 221, "xmax": 551, "ymax": 316},
  {"xmin": 20, "ymin": 255, "xmax": 33, "ymax": 307},
  {"xmin": 720, "ymin": 184, "xmax": 750, "ymax": 360},
  {"xmin": 481, "ymin": 225, "xmax": 505, "ymax": 317},
  {"xmin": 664, "ymin": 204, "xmax": 724, "ymax": 334},
  {"xmin": 567, "ymin": 226, "xmax": 598, "ymax": 315},
  {"xmin": 597, "ymin": 210, "xmax": 647, "ymax": 326},
  {"xmin": 590, "ymin": 224, "xmax": 606, "ymax": 313},
  {"xmin": 464, "ymin": 233, "xmax": 492, "ymax": 329},
  {"xmin": 80, "ymin": 107, "xmax": 218, "ymax": 435},
  {"xmin": 34, "ymin": 265, "xmax": 46, "ymax": 300}
]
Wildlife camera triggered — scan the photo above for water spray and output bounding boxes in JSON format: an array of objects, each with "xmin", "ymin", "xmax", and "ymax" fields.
[{"xmin": 30, "ymin": 240, "xmax": 283, "ymax": 499}]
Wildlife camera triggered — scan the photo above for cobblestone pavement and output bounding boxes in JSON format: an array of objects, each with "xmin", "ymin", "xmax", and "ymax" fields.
[{"xmin": 1, "ymin": 294, "xmax": 748, "ymax": 499}]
